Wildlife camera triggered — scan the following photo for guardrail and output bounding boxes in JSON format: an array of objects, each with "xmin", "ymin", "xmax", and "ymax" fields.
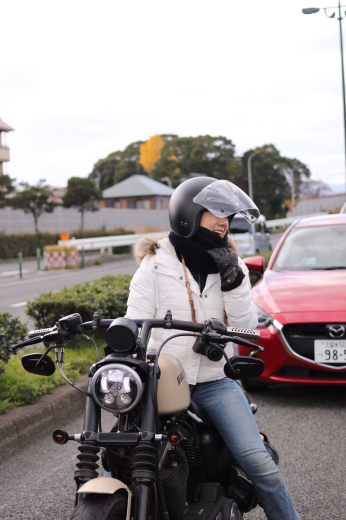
[
  {"xmin": 58, "ymin": 232, "xmax": 169, "ymax": 251},
  {"xmin": 57, "ymin": 212, "xmax": 329, "ymax": 251}
]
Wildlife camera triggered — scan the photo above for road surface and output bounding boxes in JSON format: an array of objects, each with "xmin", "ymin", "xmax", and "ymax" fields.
[{"xmin": 0, "ymin": 384, "xmax": 344, "ymax": 520}]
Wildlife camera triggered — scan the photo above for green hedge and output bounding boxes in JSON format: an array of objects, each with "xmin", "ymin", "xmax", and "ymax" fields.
[
  {"xmin": 0, "ymin": 313, "xmax": 28, "ymax": 374},
  {"xmin": 0, "ymin": 342, "xmax": 100, "ymax": 414},
  {"xmin": 0, "ymin": 228, "xmax": 134, "ymax": 260},
  {"xmin": 26, "ymin": 274, "xmax": 132, "ymax": 329}
]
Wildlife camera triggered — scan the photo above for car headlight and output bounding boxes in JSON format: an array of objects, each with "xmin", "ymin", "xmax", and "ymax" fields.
[
  {"xmin": 254, "ymin": 302, "xmax": 274, "ymax": 328},
  {"xmin": 91, "ymin": 364, "xmax": 143, "ymax": 413}
]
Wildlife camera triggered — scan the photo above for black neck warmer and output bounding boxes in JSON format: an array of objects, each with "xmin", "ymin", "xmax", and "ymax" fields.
[{"xmin": 168, "ymin": 227, "xmax": 229, "ymax": 275}]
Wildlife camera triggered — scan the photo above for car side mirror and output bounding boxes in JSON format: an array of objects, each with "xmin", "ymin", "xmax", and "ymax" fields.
[
  {"xmin": 243, "ymin": 256, "xmax": 265, "ymax": 274},
  {"xmin": 224, "ymin": 356, "xmax": 264, "ymax": 380},
  {"xmin": 21, "ymin": 353, "xmax": 56, "ymax": 376}
]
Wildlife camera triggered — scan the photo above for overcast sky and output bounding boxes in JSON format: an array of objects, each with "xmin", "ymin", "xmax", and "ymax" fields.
[{"xmin": 2, "ymin": 0, "xmax": 346, "ymax": 192}]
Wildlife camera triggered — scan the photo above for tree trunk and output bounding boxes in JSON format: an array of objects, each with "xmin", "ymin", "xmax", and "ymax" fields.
[{"xmin": 34, "ymin": 213, "xmax": 39, "ymax": 233}]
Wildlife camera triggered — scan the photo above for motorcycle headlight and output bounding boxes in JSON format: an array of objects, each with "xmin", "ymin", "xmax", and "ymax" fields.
[
  {"xmin": 91, "ymin": 364, "xmax": 143, "ymax": 413},
  {"xmin": 254, "ymin": 302, "xmax": 274, "ymax": 328}
]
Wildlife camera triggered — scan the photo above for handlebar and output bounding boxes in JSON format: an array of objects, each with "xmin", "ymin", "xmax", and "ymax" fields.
[{"xmin": 12, "ymin": 313, "xmax": 261, "ymax": 352}]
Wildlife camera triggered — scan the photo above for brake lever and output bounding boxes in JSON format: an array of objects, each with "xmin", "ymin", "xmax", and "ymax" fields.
[
  {"xmin": 208, "ymin": 333, "xmax": 264, "ymax": 352},
  {"xmin": 228, "ymin": 335, "xmax": 264, "ymax": 352}
]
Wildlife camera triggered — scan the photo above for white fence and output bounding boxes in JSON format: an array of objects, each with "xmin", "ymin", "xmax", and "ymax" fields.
[
  {"xmin": 0, "ymin": 206, "xmax": 170, "ymax": 235},
  {"xmin": 288, "ymin": 193, "xmax": 346, "ymax": 216},
  {"xmin": 0, "ymin": 205, "xmax": 335, "ymax": 240}
]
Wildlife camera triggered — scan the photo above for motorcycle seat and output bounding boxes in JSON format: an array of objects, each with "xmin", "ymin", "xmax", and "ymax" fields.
[{"xmin": 188, "ymin": 399, "xmax": 211, "ymax": 424}]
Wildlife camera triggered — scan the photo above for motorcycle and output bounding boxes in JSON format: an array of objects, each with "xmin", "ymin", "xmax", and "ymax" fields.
[{"xmin": 12, "ymin": 310, "xmax": 278, "ymax": 520}]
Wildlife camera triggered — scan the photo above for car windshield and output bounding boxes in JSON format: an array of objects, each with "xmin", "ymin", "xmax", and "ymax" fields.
[{"xmin": 272, "ymin": 224, "xmax": 346, "ymax": 271}]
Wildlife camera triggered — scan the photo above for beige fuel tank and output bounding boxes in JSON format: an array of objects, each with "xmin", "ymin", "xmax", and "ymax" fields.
[{"xmin": 157, "ymin": 352, "xmax": 190, "ymax": 415}]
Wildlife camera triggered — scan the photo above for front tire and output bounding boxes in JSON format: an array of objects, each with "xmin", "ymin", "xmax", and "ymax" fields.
[{"xmin": 70, "ymin": 492, "xmax": 127, "ymax": 520}]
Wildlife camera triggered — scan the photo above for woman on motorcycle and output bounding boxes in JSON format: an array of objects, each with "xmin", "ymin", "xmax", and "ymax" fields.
[{"xmin": 125, "ymin": 177, "xmax": 301, "ymax": 520}]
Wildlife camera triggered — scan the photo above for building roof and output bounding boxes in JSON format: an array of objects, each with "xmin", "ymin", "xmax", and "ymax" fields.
[
  {"xmin": 102, "ymin": 175, "xmax": 175, "ymax": 198},
  {"xmin": 0, "ymin": 119, "xmax": 14, "ymax": 132}
]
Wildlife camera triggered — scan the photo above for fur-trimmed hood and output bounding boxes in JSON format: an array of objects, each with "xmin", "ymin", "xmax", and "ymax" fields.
[{"xmin": 133, "ymin": 233, "xmax": 238, "ymax": 264}]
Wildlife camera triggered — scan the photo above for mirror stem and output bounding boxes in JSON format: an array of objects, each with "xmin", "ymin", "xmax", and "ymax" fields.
[{"xmin": 35, "ymin": 345, "xmax": 57, "ymax": 369}]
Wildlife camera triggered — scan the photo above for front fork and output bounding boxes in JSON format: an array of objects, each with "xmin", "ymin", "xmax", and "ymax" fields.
[
  {"xmin": 132, "ymin": 362, "xmax": 158, "ymax": 520},
  {"xmin": 74, "ymin": 376, "xmax": 100, "ymax": 492},
  {"xmin": 73, "ymin": 363, "xmax": 159, "ymax": 520}
]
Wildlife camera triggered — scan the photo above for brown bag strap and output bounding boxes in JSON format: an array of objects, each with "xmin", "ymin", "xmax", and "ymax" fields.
[
  {"xmin": 181, "ymin": 255, "xmax": 197, "ymax": 323},
  {"xmin": 181, "ymin": 255, "xmax": 227, "ymax": 326}
]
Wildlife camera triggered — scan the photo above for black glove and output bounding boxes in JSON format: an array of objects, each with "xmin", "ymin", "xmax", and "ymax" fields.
[{"xmin": 208, "ymin": 247, "xmax": 245, "ymax": 292}]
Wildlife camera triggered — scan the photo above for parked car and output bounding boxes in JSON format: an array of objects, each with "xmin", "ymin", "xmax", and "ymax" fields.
[
  {"xmin": 241, "ymin": 213, "xmax": 346, "ymax": 390},
  {"xmin": 230, "ymin": 214, "xmax": 272, "ymax": 256}
]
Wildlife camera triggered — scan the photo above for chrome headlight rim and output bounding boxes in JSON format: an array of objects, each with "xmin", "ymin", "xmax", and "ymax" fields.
[{"xmin": 91, "ymin": 363, "xmax": 143, "ymax": 413}]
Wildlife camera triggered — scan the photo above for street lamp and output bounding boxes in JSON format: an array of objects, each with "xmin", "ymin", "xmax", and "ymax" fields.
[{"xmin": 303, "ymin": 2, "xmax": 346, "ymax": 196}]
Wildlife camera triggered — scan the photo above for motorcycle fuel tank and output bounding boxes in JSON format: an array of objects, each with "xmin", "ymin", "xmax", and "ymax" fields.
[{"xmin": 157, "ymin": 352, "xmax": 190, "ymax": 414}]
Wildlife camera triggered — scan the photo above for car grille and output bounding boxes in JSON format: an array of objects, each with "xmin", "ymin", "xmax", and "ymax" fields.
[
  {"xmin": 281, "ymin": 323, "xmax": 346, "ymax": 366},
  {"xmin": 278, "ymin": 366, "xmax": 346, "ymax": 380}
]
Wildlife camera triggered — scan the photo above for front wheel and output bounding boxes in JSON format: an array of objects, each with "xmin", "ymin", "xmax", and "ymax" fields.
[{"xmin": 70, "ymin": 492, "xmax": 127, "ymax": 520}]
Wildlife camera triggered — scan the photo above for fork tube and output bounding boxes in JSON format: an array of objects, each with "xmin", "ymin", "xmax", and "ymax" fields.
[
  {"xmin": 132, "ymin": 363, "xmax": 157, "ymax": 520},
  {"xmin": 74, "ymin": 377, "xmax": 100, "ymax": 492},
  {"xmin": 84, "ymin": 376, "xmax": 100, "ymax": 431}
]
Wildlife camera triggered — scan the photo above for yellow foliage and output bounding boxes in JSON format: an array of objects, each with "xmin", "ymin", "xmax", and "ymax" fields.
[
  {"xmin": 167, "ymin": 154, "xmax": 179, "ymax": 162},
  {"xmin": 167, "ymin": 154, "xmax": 180, "ymax": 176},
  {"xmin": 139, "ymin": 135, "xmax": 165, "ymax": 173}
]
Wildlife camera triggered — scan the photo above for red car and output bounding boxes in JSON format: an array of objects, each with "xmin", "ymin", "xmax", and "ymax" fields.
[{"xmin": 240, "ymin": 213, "xmax": 346, "ymax": 390}]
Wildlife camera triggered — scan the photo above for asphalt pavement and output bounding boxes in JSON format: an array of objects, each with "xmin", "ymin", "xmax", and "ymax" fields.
[{"xmin": 0, "ymin": 383, "xmax": 344, "ymax": 520}]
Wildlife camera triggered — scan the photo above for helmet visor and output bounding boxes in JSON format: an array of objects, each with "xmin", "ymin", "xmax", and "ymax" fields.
[{"xmin": 193, "ymin": 180, "xmax": 260, "ymax": 223}]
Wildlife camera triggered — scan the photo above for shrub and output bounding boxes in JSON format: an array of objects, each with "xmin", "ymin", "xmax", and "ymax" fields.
[
  {"xmin": 26, "ymin": 274, "xmax": 132, "ymax": 328},
  {"xmin": 0, "ymin": 232, "xmax": 60, "ymax": 259},
  {"xmin": 0, "ymin": 313, "xmax": 28, "ymax": 374},
  {"xmin": 0, "ymin": 228, "xmax": 134, "ymax": 260},
  {"xmin": 0, "ymin": 341, "xmax": 100, "ymax": 414}
]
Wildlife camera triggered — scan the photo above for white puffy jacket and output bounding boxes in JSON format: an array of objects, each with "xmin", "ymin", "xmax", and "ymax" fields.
[{"xmin": 126, "ymin": 236, "xmax": 258, "ymax": 385}]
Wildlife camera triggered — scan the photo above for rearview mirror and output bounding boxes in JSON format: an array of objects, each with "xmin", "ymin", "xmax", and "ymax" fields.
[
  {"xmin": 21, "ymin": 353, "xmax": 56, "ymax": 376},
  {"xmin": 224, "ymin": 356, "xmax": 264, "ymax": 380},
  {"xmin": 243, "ymin": 256, "xmax": 265, "ymax": 274}
]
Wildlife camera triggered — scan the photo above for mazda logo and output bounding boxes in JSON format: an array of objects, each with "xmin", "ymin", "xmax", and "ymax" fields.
[{"xmin": 326, "ymin": 324, "xmax": 346, "ymax": 339}]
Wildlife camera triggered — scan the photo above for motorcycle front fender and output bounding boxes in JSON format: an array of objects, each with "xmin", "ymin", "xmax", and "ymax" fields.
[{"xmin": 77, "ymin": 477, "xmax": 131, "ymax": 520}]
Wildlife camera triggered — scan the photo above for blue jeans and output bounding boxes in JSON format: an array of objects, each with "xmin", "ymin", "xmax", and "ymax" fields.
[{"xmin": 191, "ymin": 378, "xmax": 301, "ymax": 520}]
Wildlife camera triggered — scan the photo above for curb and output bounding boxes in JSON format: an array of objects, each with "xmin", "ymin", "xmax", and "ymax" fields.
[{"xmin": 0, "ymin": 374, "xmax": 89, "ymax": 463}]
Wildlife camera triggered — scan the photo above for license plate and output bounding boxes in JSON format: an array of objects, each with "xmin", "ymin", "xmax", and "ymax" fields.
[{"xmin": 314, "ymin": 340, "xmax": 346, "ymax": 363}]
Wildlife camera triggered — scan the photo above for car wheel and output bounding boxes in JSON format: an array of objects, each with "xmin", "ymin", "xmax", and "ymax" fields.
[{"xmin": 241, "ymin": 378, "xmax": 268, "ymax": 392}]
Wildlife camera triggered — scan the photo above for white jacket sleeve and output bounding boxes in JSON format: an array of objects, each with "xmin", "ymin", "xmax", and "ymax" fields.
[
  {"xmin": 125, "ymin": 256, "xmax": 157, "ymax": 320},
  {"xmin": 223, "ymin": 257, "xmax": 258, "ymax": 330}
]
